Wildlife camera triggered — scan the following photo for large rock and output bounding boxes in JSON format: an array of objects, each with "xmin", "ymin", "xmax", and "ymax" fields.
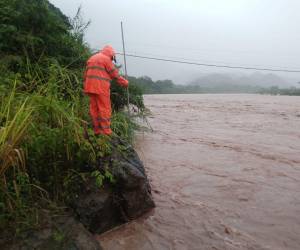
[
  {"xmin": 2, "ymin": 139, "xmax": 154, "ymax": 249},
  {"xmin": 110, "ymin": 141, "xmax": 155, "ymax": 219},
  {"xmin": 72, "ymin": 138, "xmax": 155, "ymax": 234},
  {"xmin": 4, "ymin": 215, "xmax": 102, "ymax": 250},
  {"xmin": 71, "ymin": 181, "xmax": 123, "ymax": 234}
]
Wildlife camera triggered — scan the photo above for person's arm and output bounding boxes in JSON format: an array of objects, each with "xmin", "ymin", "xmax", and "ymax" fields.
[{"xmin": 105, "ymin": 60, "xmax": 129, "ymax": 87}]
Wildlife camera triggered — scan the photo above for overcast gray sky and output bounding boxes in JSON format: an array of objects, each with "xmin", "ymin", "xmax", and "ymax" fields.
[{"xmin": 50, "ymin": 0, "xmax": 300, "ymax": 84}]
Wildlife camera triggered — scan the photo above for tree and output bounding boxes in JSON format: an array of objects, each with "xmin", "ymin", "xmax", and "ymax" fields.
[{"xmin": 0, "ymin": 0, "xmax": 89, "ymax": 70}]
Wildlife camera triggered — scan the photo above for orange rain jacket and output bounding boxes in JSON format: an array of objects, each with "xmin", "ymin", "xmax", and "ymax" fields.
[
  {"xmin": 83, "ymin": 45, "xmax": 128, "ymax": 96},
  {"xmin": 83, "ymin": 45, "xmax": 128, "ymax": 135}
]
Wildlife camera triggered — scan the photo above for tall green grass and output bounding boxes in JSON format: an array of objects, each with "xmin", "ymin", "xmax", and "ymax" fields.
[{"xmin": 0, "ymin": 85, "xmax": 32, "ymax": 207}]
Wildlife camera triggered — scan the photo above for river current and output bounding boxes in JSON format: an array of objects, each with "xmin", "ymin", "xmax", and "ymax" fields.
[{"xmin": 98, "ymin": 94, "xmax": 300, "ymax": 250}]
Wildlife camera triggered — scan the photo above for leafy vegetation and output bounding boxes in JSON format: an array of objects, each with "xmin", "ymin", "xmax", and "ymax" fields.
[{"xmin": 0, "ymin": 0, "xmax": 145, "ymax": 239}]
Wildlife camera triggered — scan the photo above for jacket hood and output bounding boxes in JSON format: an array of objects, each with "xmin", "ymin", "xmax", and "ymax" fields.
[{"xmin": 101, "ymin": 45, "xmax": 116, "ymax": 58}]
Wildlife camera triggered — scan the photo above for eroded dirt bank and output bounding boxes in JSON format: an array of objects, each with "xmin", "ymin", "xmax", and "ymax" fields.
[{"xmin": 98, "ymin": 94, "xmax": 300, "ymax": 250}]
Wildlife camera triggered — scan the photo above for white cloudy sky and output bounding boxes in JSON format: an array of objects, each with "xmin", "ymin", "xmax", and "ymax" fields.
[{"xmin": 50, "ymin": 0, "xmax": 300, "ymax": 84}]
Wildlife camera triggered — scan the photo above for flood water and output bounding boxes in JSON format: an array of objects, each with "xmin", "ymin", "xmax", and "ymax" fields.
[{"xmin": 98, "ymin": 94, "xmax": 300, "ymax": 250}]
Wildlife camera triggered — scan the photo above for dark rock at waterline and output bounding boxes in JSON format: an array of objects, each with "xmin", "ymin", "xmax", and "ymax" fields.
[
  {"xmin": 110, "ymin": 142, "xmax": 155, "ymax": 219},
  {"xmin": 72, "ymin": 138, "xmax": 155, "ymax": 234},
  {"xmin": 3, "ymin": 139, "xmax": 155, "ymax": 249},
  {"xmin": 71, "ymin": 181, "xmax": 123, "ymax": 234},
  {"xmin": 5, "ymin": 216, "xmax": 102, "ymax": 250}
]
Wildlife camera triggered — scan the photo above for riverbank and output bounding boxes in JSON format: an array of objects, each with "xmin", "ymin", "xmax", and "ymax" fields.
[
  {"xmin": 0, "ymin": 2, "xmax": 153, "ymax": 247},
  {"xmin": 1, "ymin": 135, "xmax": 155, "ymax": 249},
  {"xmin": 99, "ymin": 94, "xmax": 300, "ymax": 250}
]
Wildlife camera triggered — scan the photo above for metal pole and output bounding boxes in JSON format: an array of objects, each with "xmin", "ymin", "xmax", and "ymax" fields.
[{"xmin": 121, "ymin": 22, "xmax": 130, "ymax": 113}]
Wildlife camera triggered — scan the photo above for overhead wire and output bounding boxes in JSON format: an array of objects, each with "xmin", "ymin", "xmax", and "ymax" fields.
[
  {"xmin": 116, "ymin": 52, "xmax": 300, "ymax": 73},
  {"xmin": 119, "ymin": 50, "xmax": 276, "ymax": 67}
]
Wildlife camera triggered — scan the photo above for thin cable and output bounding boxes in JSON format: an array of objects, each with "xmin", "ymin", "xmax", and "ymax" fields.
[
  {"xmin": 122, "ymin": 50, "xmax": 271, "ymax": 68},
  {"xmin": 116, "ymin": 52, "xmax": 300, "ymax": 73}
]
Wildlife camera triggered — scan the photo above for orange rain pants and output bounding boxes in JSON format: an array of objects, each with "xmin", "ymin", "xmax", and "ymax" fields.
[
  {"xmin": 83, "ymin": 45, "xmax": 128, "ymax": 135},
  {"xmin": 88, "ymin": 93, "xmax": 112, "ymax": 135}
]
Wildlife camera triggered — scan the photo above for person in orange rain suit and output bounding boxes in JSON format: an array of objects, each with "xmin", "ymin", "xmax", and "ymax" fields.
[{"xmin": 83, "ymin": 45, "xmax": 129, "ymax": 135}]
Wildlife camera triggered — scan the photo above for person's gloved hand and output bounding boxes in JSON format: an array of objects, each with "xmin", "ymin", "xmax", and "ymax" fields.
[{"xmin": 118, "ymin": 76, "xmax": 129, "ymax": 88}]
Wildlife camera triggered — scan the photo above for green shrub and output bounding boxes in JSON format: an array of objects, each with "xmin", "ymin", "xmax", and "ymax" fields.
[{"xmin": 111, "ymin": 79, "xmax": 145, "ymax": 112}]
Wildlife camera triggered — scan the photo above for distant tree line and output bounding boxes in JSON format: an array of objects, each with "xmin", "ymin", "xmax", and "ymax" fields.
[
  {"xmin": 129, "ymin": 76, "xmax": 300, "ymax": 95},
  {"xmin": 259, "ymin": 86, "xmax": 300, "ymax": 96}
]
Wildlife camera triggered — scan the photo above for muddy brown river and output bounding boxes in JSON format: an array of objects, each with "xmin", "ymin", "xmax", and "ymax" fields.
[{"xmin": 98, "ymin": 94, "xmax": 300, "ymax": 250}]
